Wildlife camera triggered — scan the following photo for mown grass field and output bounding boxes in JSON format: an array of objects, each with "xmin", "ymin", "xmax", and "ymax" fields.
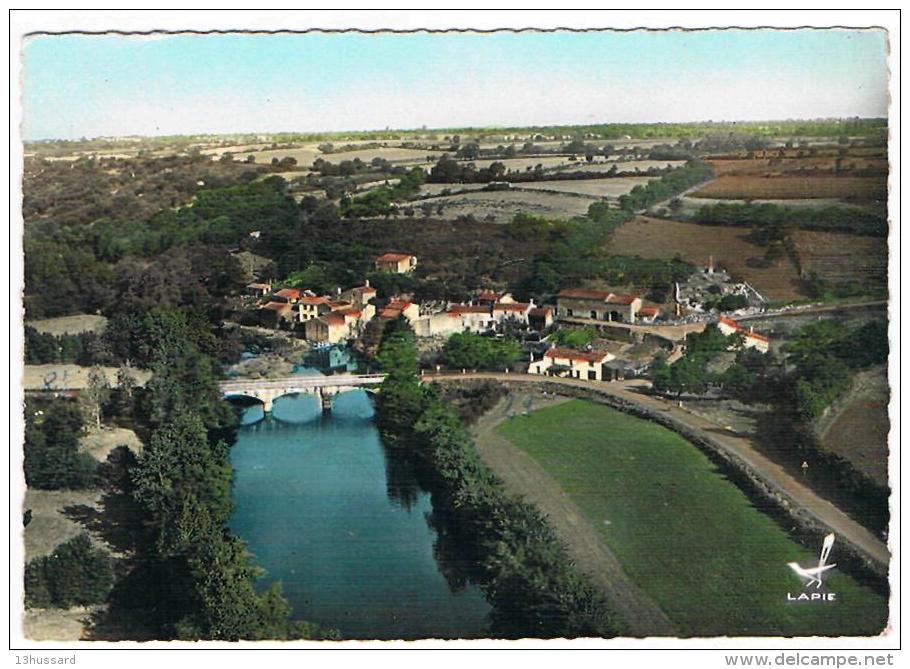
[{"xmin": 496, "ymin": 400, "xmax": 888, "ymax": 636}]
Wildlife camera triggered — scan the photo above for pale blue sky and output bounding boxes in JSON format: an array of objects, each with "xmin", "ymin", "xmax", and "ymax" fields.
[{"xmin": 22, "ymin": 29, "xmax": 889, "ymax": 140}]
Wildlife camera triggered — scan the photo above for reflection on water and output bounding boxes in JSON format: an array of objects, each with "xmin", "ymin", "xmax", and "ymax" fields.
[{"xmin": 229, "ymin": 390, "xmax": 490, "ymax": 640}]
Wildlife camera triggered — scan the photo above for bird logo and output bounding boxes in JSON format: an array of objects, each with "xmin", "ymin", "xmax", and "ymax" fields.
[{"xmin": 788, "ymin": 533, "xmax": 836, "ymax": 589}]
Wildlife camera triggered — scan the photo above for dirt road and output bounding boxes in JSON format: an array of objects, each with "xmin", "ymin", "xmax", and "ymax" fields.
[
  {"xmin": 428, "ymin": 372, "xmax": 890, "ymax": 572},
  {"xmin": 471, "ymin": 393, "xmax": 677, "ymax": 636}
]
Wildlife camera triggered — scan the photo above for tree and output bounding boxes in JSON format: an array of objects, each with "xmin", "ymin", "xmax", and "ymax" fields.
[
  {"xmin": 440, "ymin": 332, "xmax": 523, "ymax": 371},
  {"xmin": 83, "ymin": 366, "xmax": 111, "ymax": 429},
  {"xmin": 25, "ymin": 534, "xmax": 114, "ymax": 608},
  {"xmin": 24, "ymin": 399, "xmax": 97, "ymax": 490}
]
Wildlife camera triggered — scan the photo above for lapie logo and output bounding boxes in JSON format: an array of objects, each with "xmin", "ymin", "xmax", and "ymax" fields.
[{"xmin": 786, "ymin": 533, "xmax": 837, "ymax": 602}]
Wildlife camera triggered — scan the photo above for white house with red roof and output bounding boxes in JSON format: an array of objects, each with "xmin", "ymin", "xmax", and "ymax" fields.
[
  {"xmin": 375, "ymin": 253, "xmax": 417, "ymax": 273},
  {"xmin": 556, "ymin": 288, "xmax": 643, "ymax": 324},
  {"xmin": 528, "ymin": 347, "xmax": 615, "ymax": 381},
  {"xmin": 716, "ymin": 316, "xmax": 770, "ymax": 353}
]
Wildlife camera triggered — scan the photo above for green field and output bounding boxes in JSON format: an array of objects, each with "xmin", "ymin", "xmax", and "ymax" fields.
[{"xmin": 496, "ymin": 400, "xmax": 888, "ymax": 636}]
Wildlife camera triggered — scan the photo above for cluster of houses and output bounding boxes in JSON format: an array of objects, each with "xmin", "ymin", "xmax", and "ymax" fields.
[
  {"xmin": 245, "ymin": 253, "xmax": 419, "ymax": 344},
  {"xmin": 245, "ymin": 248, "xmax": 770, "ymax": 382},
  {"xmin": 411, "ymin": 290, "xmax": 553, "ymax": 338}
]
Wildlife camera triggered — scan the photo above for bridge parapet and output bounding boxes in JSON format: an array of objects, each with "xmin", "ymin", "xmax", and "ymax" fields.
[{"xmin": 220, "ymin": 373, "xmax": 386, "ymax": 413}]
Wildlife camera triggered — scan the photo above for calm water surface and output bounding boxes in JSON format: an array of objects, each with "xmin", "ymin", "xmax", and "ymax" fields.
[{"xmin": 229, "ymin": 381, "xmax": 490, "ymax": 639}]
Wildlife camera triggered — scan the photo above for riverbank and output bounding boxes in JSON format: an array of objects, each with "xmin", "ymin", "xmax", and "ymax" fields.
[
  {"xmin": 484, "ymin": 397, "xmax": 888, "ymax": 636},
  {"xmin": 426, "ymin": 373, "xmax": 889, "ymax": 579},
  {"xmin": 470, "ymin": 392, "xmax": 677, "ymax": 637}
]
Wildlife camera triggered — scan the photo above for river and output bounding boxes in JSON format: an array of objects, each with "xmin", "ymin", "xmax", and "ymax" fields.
[{"xmin": 228, "ymin": 367, "xmax": 490, "ymax": 640}]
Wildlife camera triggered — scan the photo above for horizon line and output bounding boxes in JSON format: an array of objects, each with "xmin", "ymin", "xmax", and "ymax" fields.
[{"xmin": 22, "ymin": 115, "xmax": 888, "ymax": 144}]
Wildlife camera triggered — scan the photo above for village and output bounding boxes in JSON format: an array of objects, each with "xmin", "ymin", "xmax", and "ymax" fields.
[{"xmin": 239, "ymin": 249, "xmax": 772, "ymax": 383}]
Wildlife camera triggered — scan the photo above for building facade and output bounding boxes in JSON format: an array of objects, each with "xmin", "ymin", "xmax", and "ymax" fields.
[{"xmin": 528, "ymin": 347, "xmax": 615, "ymax": 381}]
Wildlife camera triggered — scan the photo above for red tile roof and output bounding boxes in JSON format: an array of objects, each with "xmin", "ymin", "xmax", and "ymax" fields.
[
  {"xmin": 529, "ymin": 306, "xmax": 552, "ymax": 317},
  {"xmin": 448, "ymin": 304, "xmax": 490, "ymax": 315},
  {"xmin": 493, "ymin": 302, "xmax": 531, "ymax": 312},
  {"xmin": 380, "ymin": 308, "xmax": 402, "ymax": 319},
  {"xmin": 301, "ymin": 295, "xmax": 330, "ymax": 305},
  {"xmin": 275, "ymin": 288, "xmax": 301, "ymax": 299},
  {"xmin": 606, "ymin": 293, "xmax": 639, "ymax": 305},
  {"xmin": 336, "ymin": 308, "xmax": 362, "ymax": 318},
  {"xmin": 742, "ymin": 329, "xmax": 770, "ymax": 343},
  {"xmin": 558, "ymin": 288, "xmax": 613, "ymax": 301},
  {"xmin": 717, "ymin": 316, "xmax": 769, "ymax": 343},
  {"xmin": 544, "ymin": 348, "xmax": 610, "ymax": 364},
  {"xmin": 387, "ymin": 300, "xmax": 414, "ymax": 311},
  {"xmin": 376, "ymin": 253, "xmax": 414, "ymax": 263},
  {"xmin": 638, "ymin": 306, "xmax": 660, "ymax": 317}
]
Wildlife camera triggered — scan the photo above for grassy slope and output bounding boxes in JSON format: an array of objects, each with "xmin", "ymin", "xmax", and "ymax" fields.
[{"xmin": 496, "ymin": 400, "xmax": 887, "ymax": 636}]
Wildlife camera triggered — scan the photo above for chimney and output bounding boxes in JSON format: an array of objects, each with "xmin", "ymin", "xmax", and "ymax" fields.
[
  {"xmin": 708, "ymin": 255, "xmax": 714, "ymax": 275},
  {"xmin": 364, "ymin": 279, "xmax": 370, "ymax": 288}
]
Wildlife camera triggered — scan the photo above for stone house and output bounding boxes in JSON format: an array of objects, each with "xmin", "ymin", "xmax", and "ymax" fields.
[{"xmin": 556, "ymin": 288, "xmax": 643, "ymax": 324}]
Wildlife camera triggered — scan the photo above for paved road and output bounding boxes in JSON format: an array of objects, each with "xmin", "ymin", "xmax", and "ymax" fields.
[
  {"xmin": 471, "ymin": 395, "xmax": 677, "ymax": 636},
  {"xmin": 425, "ymin": 372, "xmax": 890, "ymax": 571}
]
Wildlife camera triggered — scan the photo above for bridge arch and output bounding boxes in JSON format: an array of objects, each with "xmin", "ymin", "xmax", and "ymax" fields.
[{"xmin": 219, "ymin": 374, "xmax": 386, "ymax": 415}]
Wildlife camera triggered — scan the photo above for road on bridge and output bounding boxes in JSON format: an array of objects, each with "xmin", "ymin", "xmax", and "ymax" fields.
[
  {"xmin": 424, "ymin": 372, "xmax": 890, "ymax": 572},
  {"xmin": 219, "ymin": 373, "xmax": 386, "ymax": 393}
]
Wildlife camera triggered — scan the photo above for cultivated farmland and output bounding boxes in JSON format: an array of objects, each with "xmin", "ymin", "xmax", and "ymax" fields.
[
  {"xmin": 792, "ymin": 229, "xmax": 888, "ymax": 290},
  {"xmin": 691, "ymin": 175, "xmax": 887, "ymax": 203},
  {"xmin": 610, "ymin": 216, "xmax": 804, "ymax": 301},
  {"xmin": 417, "ymin": 190, "xmax": 596, "ymax": 223},
  {"xmin": 514, "ymin": 177, "xmax": 656, "ymax": 198}
]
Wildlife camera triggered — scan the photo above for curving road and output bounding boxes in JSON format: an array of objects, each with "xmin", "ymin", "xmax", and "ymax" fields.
[{"xmin": 424, "ymin": 372, "xmax": 890, "ymax": 572}]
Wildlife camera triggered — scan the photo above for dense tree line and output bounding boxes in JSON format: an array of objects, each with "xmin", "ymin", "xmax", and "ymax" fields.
[
  {"xmin": 339, "ymin": 167, "xmax": 426, "ymax": 217},
  {"xmin": 24, "ymin": 177, "xmax": 289, "ymax": 318},
  {"xmin": 693, "ymin": 202, "xmax": 887, "ymax": 237},
  {"xmin": 24, "ymin": 326, "xmax": 115, "ymax": 366},
  {"xmin": 784, "ymin": 319, "xmax": 888, "ymax": 420},
  {"xmin": 618, "ymin": 160, "xmax": 715, "ymax": 211},
  {"xmin": 374, "ymin": 327, "xmax": 621, "ymax": 638},
  {"xmin": 99, "ymin": 307, "xmax": 337, "ymax": 640},
  {"xmin": 22, "ymin": 153, "xmax": 262, "ymax": 228}
]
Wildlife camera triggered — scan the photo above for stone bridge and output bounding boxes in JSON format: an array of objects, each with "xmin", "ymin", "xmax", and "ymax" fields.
[{"xmin": 219, "ymin": 373, "xmax": 386, "ymax": 413}]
